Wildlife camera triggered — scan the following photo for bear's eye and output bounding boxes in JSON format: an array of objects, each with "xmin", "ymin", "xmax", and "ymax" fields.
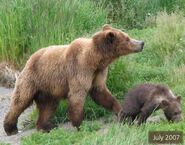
[
  {"xmin": 174, "ymin": 111, "xmax": 181, "ymax": 115},
  {"xmin": 174, "ymin": 112, "xmax": 178, "ymax": 115},
  {"xmin": 126, "ymin": 37, "xmax": 130, "ymax": 42}
]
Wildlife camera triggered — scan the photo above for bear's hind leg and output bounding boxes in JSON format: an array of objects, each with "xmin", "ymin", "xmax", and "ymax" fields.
[
  {"xmin": 118, "ymin": 111, "xmax": 136, "ymax": 125},
  {"xmin": 35, "ymin": 93, "xmax": 58, "ymax": 132},
  {"xmin": 4, "ymin": 84, "xmax": 35, "ymax": 136}
]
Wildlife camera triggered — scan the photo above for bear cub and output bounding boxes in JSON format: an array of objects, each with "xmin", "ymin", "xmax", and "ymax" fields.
[{"xmin": 119, "ymin": 83, "xmax": 182, "ymax": 125}]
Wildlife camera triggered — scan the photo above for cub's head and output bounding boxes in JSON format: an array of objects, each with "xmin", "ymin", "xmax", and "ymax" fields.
[
  {"xmin": 160, "ymin": 96, "xmax": 182, "ymax": 122},
  {"xmin": 93, "ymin": 24, "xmax": 144, "ymax": 57}
]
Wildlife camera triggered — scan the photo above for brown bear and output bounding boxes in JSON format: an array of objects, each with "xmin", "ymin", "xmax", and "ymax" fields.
[
  {"xmin": 119, "ymin": 83, "xmax": 182, "ymax": 125},
  {"xmin": 4, "ymin": 24, "xmax": 144, "ymax": 135}
]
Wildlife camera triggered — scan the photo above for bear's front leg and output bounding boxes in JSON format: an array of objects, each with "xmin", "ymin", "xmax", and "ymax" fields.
[
  {"xmin": 138, "ymin": 102, "xmax": 157, "ymax": 125},
  {"xmin": 68, "ymin": 72, "xmax": 94, "ymax": 129},
  {"xmin": 90, "ymin": 86, "xmax": 122, "ymax": 114},
  {"xmin": 68, "ymin": 90, "xmax": 87, "ymax": 129}
]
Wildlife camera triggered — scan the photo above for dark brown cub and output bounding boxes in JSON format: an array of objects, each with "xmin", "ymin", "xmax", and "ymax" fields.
[{"xmin": 119, "ymin": 83, "xmax": 182, "ymax": 125}]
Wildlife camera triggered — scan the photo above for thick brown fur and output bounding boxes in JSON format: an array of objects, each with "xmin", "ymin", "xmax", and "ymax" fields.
[
  {"xmin": 119, "ymin": 83, "xmax": 182, "ymax": 125},
  {"xmin": 4, "ymin": 24, "xmax": 144, "ymax": 135}
]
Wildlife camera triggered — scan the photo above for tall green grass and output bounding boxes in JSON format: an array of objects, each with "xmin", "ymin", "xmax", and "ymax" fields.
[
  {"xmin": 1, "ymin": 0, "xmax": 185, "ymax": 66},
  {"xmin": 0, "ymin": 0, "xmax": 107, "ymax": 65},
  {"xmin": 21, "ymin": 118, "xmax": 185, "ymax": 145}
]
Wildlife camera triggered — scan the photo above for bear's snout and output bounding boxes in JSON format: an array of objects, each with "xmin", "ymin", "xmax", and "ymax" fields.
[
  {"xmin": 171, "ymin": 113, "xmax": 182, "ymax": 122},
  {"xmin": 140, "ymin": 41, "xmax": 145, "ymax": 50},
  {"xmin": 131, "ymin": 39, "xmax": 144, "ymax": 52}
]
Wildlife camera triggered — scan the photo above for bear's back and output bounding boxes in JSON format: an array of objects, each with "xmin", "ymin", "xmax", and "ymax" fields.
[
  {"xmin": 28, "ymin": 45, "xmax": 69, "ymax": 68},
  {"xmin": 122, "ymin": 84, "xmax": 158, "ymax": 114}
]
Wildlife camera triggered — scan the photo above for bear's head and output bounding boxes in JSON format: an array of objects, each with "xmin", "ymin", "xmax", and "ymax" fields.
[
  {"xmin": 93, "ymin": 24, "xmax": 144, "ymax": 57},
  {"xmin": 160, "ymin": 96, "xmax": 182, "ymax": 122}
]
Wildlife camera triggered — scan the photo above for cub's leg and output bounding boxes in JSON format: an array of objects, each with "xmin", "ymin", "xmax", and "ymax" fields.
[
  {"xmin": 138, "ymin": 102, "xmax": 157, "ymax": 125},
  {"xmin": 118, "ymin": 111, "xmax": 137, "ymax": 125}
]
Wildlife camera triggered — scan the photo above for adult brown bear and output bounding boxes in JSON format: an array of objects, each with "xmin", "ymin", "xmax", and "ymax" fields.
[{"xmin": 4, "ymin": 24, "xmax": 144, "ymax": 135}]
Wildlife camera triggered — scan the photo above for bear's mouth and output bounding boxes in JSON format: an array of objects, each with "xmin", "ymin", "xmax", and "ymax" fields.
[{"xmin": 134, "ymin": 48, "xmax": 143, "ymax": 53}]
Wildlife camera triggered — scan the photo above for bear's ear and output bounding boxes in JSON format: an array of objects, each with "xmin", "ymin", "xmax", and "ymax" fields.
[
  {"xmin": 105, "ymin": 31, "xmax": 116, "ymax": 44},
  {"xmin": 103, "ymin": 24, "xmax": 112, "ymax": 31},
  {"xmin": 177, "ymin": 96, "xmax": 181, "ymax": 103},
  {"xmin": 160, "ymin": 100, "xmax": 169, "ymax": 108}
]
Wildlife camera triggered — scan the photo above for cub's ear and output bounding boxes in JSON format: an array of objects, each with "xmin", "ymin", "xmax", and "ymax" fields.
[
  {"xmin": 105, "ymin": 31, "xmax": 116, "ymax": 44},
  {"xmin": 177, "ymin": 96, "xmax": 181, "ymax": 103},
  {"xmin": 103, "ymin": 24, "xmax": 112, "ymax": 31},
  {"xmin": 160, "ymin": 100, "xmax": 169, "ymax": 108}
]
